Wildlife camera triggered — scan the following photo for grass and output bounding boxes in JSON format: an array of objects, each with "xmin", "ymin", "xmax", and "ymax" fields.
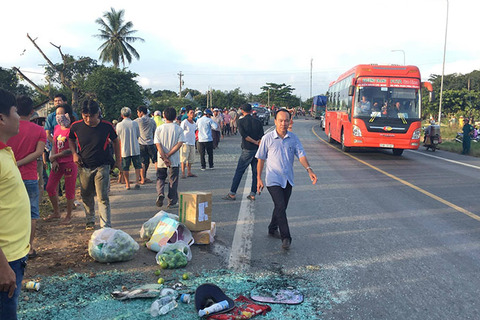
[
  {"xmin": 437, "ymin": 140, "xmax": 480, "ymax": 156},
  {"xmin": 422, "ymin": 121, "xmax": 480, "ymax": 157}
]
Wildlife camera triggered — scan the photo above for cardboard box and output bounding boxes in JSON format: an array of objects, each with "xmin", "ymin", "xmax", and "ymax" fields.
[
  {"xmin": 192, "ymin": 222, "xmax": 216, "ymax": 245},
  {"xmin": 179, "ymin": 192, "xmax": 212, "ymax": 231}
]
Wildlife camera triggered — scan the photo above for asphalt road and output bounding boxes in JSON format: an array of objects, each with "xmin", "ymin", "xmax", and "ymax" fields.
[{"xmin": 104, "ymin": 117, "xmax": 480, "ymax": 319}]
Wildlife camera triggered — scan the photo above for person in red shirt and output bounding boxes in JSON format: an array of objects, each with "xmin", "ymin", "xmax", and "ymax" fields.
[
  {"xmin": 7, "ymin": 96, "xmax": 46, "ymax": 259},
  {"xmin": 44, "ymin": 105, "xmax": 78, "ymax": 224}
]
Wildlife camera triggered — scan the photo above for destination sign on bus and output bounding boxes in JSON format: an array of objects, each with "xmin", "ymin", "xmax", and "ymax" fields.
[{"xmin": 357, "ymin": 77, "xmax": 420, "ymax": 88}]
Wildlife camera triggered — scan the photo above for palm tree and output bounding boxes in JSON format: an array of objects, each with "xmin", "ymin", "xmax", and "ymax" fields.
[{"xmin": 94, "ymin": 8, "xmax": 144, "ymax": 68}]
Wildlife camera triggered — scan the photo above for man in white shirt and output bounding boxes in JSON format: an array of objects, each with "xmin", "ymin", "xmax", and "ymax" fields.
[
  {"xmin": 180, "ymin": 109, "xmax": 197, "ymax": 179},
  {"xmin": 135, "ymin": 106, "xmax": 157, "ymax": 184},
  {"xmin": 154, "ymin": 107, "xmax": 185, "ymax": 208},
  {"xmin": 211, "ymin": 108, "xmax": 223, "ymax": 149},
  {"xmin": 116, "ymin": 107, "xmax": 142, "ymax": 190},
  {"xmin": 196, "ymin": 109, "xmax": 218, "ymax": 170}
]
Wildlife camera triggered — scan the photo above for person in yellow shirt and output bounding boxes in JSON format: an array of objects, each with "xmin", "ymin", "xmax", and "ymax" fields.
[
  {"xmin": 153, "ymin": 110, "xmax": 164, "ymax": 127},
  {"xmin": 0, "ymin": 88, "xmax": 31, "ymax": 319}
]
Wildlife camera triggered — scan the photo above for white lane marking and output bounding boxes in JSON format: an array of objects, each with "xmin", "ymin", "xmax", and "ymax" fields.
[
  {"xmin": 228, "ymin": 169, "xmax": 255, "ymax": 272},
  {"xmin": 409, "ymin": 150, "xmax": 480, "ymax": 170}
]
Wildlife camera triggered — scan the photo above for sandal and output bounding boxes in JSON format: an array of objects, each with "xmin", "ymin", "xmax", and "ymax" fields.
[
  {"xmin": 222, "ymin": 194, "xmax": 236, "ymax": 201},
  {"xmin": 28, "ymin": 250, "xmax": 37, "ymax": 259},
  {"xmin": 60, "ymin": 217, "xmax": 72, "ymax": 225},
  {"xmin": 247, "ymin": 195, "xmax": 256, "ymax": 201},
  {"xmin": 43, "ymin": 214, "xmax": 61, "ymax": 221},
  {"xmin": 187, "ymin": 174, "xmax": 197, "ymax": 177}
]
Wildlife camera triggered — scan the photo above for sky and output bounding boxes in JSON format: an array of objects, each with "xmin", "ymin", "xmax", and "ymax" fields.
[{"xmin": 2, "ymin": 0, "xmax": 479, "ymax": 100}]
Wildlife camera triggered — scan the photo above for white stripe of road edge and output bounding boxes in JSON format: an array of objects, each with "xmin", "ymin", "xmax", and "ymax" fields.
[
  {"xmin": 228, "ymin": 165, "xmax": 256, "ymax": 271},
  {"xmin": 410, "ymin": 150, "xmax": 480, "ymax": 170}
]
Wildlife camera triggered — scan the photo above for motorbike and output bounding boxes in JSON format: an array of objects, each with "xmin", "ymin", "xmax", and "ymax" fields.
[
  {"xmin": 455, "ymin": 130, "xmax": 480, "ymax": 143},
  {"xmin": 423, "ymin": 124, "xmax": 442, "ymax": 151}
]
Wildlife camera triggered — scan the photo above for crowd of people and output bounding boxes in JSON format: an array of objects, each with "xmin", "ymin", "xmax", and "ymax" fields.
[{"xmin": 0, "ymin": 87, "xmax": 318, "ymax": 318}]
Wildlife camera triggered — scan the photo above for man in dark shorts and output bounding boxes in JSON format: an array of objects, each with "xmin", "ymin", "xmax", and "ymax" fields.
[
  {"xmin": 135, "ymin": 106, "xmax": 157, "ymax": 183},
  {"xmin": 69, "ymin": 99, "xmax": 121, "ymax": 230}
]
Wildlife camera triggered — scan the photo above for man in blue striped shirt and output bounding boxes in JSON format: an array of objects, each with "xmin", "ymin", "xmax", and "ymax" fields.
[{"xmin": 256, "ymin": 109, "xmax": 317, "ymax": 250}]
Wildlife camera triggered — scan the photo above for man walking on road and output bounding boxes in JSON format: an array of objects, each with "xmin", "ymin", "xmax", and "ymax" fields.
[
  {"xmin": 196, "ymin": 109, "xmax": 218, "ymax": 170},
  {"xmin": 256, "ymin": 109, "xmax": 317, "ymax": 250},
  {"xmin": 69, "ymin": 100, "xmax": 121, "ymax": 230},
  {"xmin": 223, "ymin": 103, "xmax": 264, "ymax": 201}
]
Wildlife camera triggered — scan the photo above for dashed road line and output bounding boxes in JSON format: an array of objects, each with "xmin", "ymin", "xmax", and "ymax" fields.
[{"xmin": 311, "ymin": 125, "xmax": 480, "ymax": 222}]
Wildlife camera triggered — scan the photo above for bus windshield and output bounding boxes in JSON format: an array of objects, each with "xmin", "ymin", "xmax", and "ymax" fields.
[{"xmin": 354, "ymin": 87, "xmax": 420, "ymax": 119}]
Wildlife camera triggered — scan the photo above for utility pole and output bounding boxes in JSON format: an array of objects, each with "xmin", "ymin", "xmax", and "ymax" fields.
[
  {"xmin": 438, "ymin": 0, "xmax": 449, "ymax": 124},
  {"xmin": 206, "ymin": 88, "xmax": 210, "ymax": 108},
  {"xmin": 178, "ymin": 71, "xmax": 184, "ymax": 98},
  {"xmin": 210, "ymin": 88, "xmax": 213, "ymax": 107},
  {"xmin": 310, "ymin": 58, "xmax": 313, "ymax": 99}
]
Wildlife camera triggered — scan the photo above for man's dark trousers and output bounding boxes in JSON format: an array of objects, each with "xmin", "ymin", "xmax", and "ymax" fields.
[
  {"xmin": 229, "ymin": 149, "xmax": 258, "ymax": 195},
  {"xmin": 198, "ymin": 141, "xmax": 214, "ymax": 169},
  {"xmin": 267, "ymin": 182, "xmax": 293, "ymax": 241}
]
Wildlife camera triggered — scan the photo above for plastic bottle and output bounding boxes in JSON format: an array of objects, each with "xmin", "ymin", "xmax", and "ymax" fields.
[
  {"xmin": 25, "ymin": 281, "xmax": 41, "ymax": 291},
  {"xmin": 159, "ymin": 288, "xmax": 177, "ymax": 298},
  {"xmin": 179, "ymin": 293, "xmax": 191, "ymax": 304},
  {"xmin": 198, "ymin": 300, "xmax": 229, "ymax": 317},
  {"xmin": 150, "ymin": 295, "xmax": 176, "ymax": 317},
  {"xmin": 158, "ymin": 300, "xmax": 178, "ymax": 316}
]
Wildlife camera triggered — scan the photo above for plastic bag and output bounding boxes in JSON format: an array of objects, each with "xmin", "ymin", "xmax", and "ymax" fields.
[
  {"xmin": 168, "ymin": 223, "xmax": 194, "ymax": 246},
  {"xmin": 146, "ymin": 215, "xmax": 179, "ymax": 252},
  {"xmin": 155, "ymin": 241, "xmax": 192, "ymax": 269},
  {"xmin": 140, "ymin": 211, "xmax": 179, "ymax": 239},
  {"xmin": 88, "ymin": 228, "xmax": 139, "ymax": 263}
]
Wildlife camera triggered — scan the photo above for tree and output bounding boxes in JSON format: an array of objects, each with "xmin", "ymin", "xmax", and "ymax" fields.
[
  {"xmin": 152, "ymin": 89, "xmax": 178, "ymax": 99},
  {"xmin": 194, "ymin": 88, "xmax": 248, "ymax": 109},
  {"xmin": 12, "ymin": 34, "xmax": 98, "ymax": 109},
  {"xmin": 0, "ymin": 67, "xmax": 36, "ymax": 98},
  {"xmin": 260, "ymin": 83, "xmax": 299, "ymax": 108},
  {"xmin": 425, "ymin": 71, "xmax": 480, "ymax": 120},
  {"xmin": 44, "ymin": 55, "xmax": 98, "ymax": 90},
  {"xmin": 83, "ymin": 66, "xmax": 143, "ymax": 121},
  {"xmin": 94, "ymin": 8, "xmax": 144, "ymax": 68}
]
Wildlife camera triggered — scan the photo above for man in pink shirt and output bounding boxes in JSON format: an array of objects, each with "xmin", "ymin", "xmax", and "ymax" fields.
[{"xmin": 7, "ymin": 96, "xmax": 47, "ymax": 259}]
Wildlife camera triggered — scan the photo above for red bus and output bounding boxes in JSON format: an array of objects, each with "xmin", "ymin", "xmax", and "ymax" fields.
[{"xmin": 325, "ymin": 64, "xmax": 432, "ymax": 155}]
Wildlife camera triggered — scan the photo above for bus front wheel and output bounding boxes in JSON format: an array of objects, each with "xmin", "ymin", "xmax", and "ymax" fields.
[
  {"xmin": 341, "ymin": 130, "xmax": 351, "ymax": 152},
  {"xmin": 327, "ymin": 129, "xmax": 334, "ymax": 143},
  {"xmin": 392, "ymin": 148, "xmax": 404, "ymax": 156}
]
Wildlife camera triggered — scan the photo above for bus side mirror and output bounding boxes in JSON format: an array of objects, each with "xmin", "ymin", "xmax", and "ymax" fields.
[
  {"xmin": 348, "ymin": 85, "xmax": 355, "ymax": 96},
  {"xmin": 422, "ymin": 82, "xmax": 433, "ymax": 92},
  {"xmin": 422, "ymin": 82, "xmax": 434, "ymax": 102}
]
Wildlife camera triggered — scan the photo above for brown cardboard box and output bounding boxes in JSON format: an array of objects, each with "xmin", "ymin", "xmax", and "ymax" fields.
[
  {"xmin": 179, "ymin": 192, "xmax": 212, "ymax": 231},
  {"xmin": 192, "ymin": 222, "xmax": 216, "ymax": 245}
]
